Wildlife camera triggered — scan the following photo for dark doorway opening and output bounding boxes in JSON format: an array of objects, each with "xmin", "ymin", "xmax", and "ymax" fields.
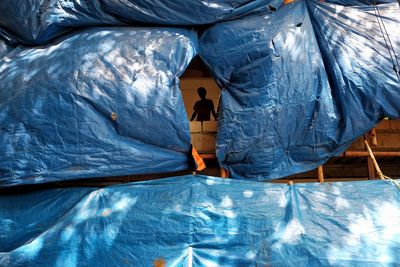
[{"xmin": 181, "ymin": 56, "xmax": 222, "ymax": 177}]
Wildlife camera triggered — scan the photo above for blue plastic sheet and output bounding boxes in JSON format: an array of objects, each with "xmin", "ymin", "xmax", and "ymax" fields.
[
  {"xmin": 0, "ymin": 27, "xmax": 198, "ymax": 187},
  {"xmin": 200, "ymin": 0, "xmax": 338, "ymax": 180},
  {"xmin": 0, "ymin": 31, "xmax": 18, "ymax": 59},
  {"xmin": 322, "ymin": 0, "xmax": 396, "ymax": 6},
  {"xmin": 0, "ymin": 0, "xmax": 123, "ymax": 45},
  {"xmin": 0, "ymin": 0, "xmax": 282, "ymax": 45},
  {"xmin": 200, "ymin": 0, "xmax": 400, "ymax": 180},
  {"xmin": 1, "ymin": 174, "xmax": 400, "ymax": 266},
  {"xmin": 307, "ymin": 0, "xmax": 400, "ymax": 122}
]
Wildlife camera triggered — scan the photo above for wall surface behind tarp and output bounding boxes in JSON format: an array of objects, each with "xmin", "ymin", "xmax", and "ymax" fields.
[
  {"xmin": 200, "ymin": 0, "xmax": 400, "ymax": 181},
  {"xmin": 0, "ymin": 27, "xmax": 198, "ymax": 187},
  {"xmin": 1, "ymin": 175, "xmax": 400, "ymax": 266}
]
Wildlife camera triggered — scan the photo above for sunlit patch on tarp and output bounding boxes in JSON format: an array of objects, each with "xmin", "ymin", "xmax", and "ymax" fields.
[
  {"xmin": 199, "ymin": 0, "xmax": 400, "ymax": 181},
  {"xmin": 0, "ymin": 27, "xmax": 198, "ymax": 187},
  {"xmin": 200, "ymin": 0, "xmax": 339, "ymax": 180},
  {"xmin": 0, "ymin": 0, "xmax": 284, "ymax": 45},
  {"xmin": 1, "ymin": 175, "xmax": 400, "ymax": 266}
]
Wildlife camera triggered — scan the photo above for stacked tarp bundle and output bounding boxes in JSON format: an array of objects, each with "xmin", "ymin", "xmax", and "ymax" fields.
[
  {"xmin": 1, "ymin": 175, "xmax": 400, "ymax": 266},
  {"xmin": 0, "ymin": 0, "xmax": 284, "ymax": 187},
  {"xmin": 322, "ymin": 0, "xmax": 396, "ymax": 5},
  {"xmin": 200, "ymin": 0, "xmax": 400, "ymax": 180},
  {"xmin": 0, "ymin": 27, "xmax": 197, "ymax": 187},
  {"xmin": 0, "ymin": 0, "xmax": 281, "ymax": 45},
  {"xmin": 1, "ymin": 0, "xmax": 400, "ymax": 186}
]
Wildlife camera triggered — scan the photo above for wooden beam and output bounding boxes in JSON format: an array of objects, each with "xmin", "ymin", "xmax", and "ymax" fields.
[
  {"xmin": 220, "ymin": 168, "xmax": 229, "ymax": 178},
  {"xmin": 370, "ymin": 128, "xmax": 378, "ymax": 146},
  {"xmin": 367, "ymin": 157, "xmax": 376, "ymax": 180},
  {"xmin": 317, "ymin": 165, "xmax": 325, "ymax": 183},
  {"xmin": 340, "ymin": 151, "xmax": 400, "ymax": 157},
  {"xmin": 199, "ymin": 154, "xmax": 216, "ymax": 159}
]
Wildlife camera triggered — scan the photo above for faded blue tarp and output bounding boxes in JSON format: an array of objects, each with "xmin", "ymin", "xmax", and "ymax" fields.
[
  {"xmin": 200, "ymin": 0, "xmax": 339, "ymax": 180},
  {"xmin": 200, "ymin": 0, "xmax": 400, "ymax": 180},
  {"xmin": 0, "ymin": 27, "xmax": 197, "ymax": 187},
  {"xmin": 307, "ymin": 1, "xmax": 400, "ymax": 121},
  {"xmin": 0, "ymin": 0, "xmax": 282, "ymax": 45},
  {"xmin": 0, "ymin": 30, "xmax": 18, "ymax": 58},
  {"xmin": 322, "ymin": 0, "xmax": 396, "ymax": 5},
  {"xmin": 0, "ymin": 38, "xmax": 9, "ymax": 59},
  {"xmin": 1, "ymin": 175, "xmax": 400, "ymax": 266}
]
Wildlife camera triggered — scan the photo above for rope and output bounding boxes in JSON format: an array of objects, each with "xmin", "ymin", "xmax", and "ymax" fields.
[
  {"xmin": 373, "ymin": 0, "xmax": 400, "ymax": 70},
  {"xmin": 371, "ymin": 0, "xmax": 400, "ymax": 81},
  {"xmin": 386, "ymin": 177, "xmax": 400, "ymax": 192}
]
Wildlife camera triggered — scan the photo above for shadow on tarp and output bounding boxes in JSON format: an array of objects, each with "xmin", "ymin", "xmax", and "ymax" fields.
[
  {"xmin": 199, "ymin": 0, "xmax": 400, "ymax": 181},
  {"xmin": 0, "ymin": 169, "xmax": 193, "ymax": 195},
  {"xmin": 0, "ymin": 27, "xmax": 198, "ymax": 188},
  {"xmin": 0, "ymin": 0, "xmax": 284, "ymax": 45},
  {"xmin": 0, "ymin": 174, "xmax": 400, "ymax": 266}
]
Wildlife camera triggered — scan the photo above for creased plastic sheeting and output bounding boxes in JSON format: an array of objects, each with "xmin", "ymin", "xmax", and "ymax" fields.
[
  {"xmin": 200, "ymin": 0, "xmax": 340, "ymax": 180},
  {"xmin": 1, "ymin": 175, "xmax": 400, "ymax": 266},
  {"xmin": 308, "ymin": 1, "xmax": 400, "ymax": 120},
  {"xmin": 100, "ymin": 0, "xmax": 281, "ymax": 26},
  {"xmin": 0, "ymin": 0, "xmax": 123, "ymax": 45},
  {"xmin": 200, "ymin": 0, "xmax": 400, "ymax": 181},
  {"xmin": 307, "ymin": 1, "xmax": 400, "ymax": 143},
  {"xmin": 0, "ymin": 39, "xmax": 10, "ymax": 59},
  {"xmin": 0, "ymin": 0, "xmax": 283, "ymax": 45},
  {"xmin": 322, "ymin": 0, "xmax": 396, "ymax": 5},
  {"xmin": 0, "ymin": 31, "xmax": 18, "ymax": 59},
  {"xmin": 0, "ymin": 27, "xmax": 197, "ymax": 187}
]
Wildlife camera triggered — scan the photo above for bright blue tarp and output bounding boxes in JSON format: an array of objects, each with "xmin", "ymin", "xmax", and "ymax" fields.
[
  {"xmin": 1, "ymin": 175, "xmax": 400, "ymax": 266},
  {"xmin": 0, "ymin": 0, "xmax": 400, "ymax": 185},
  {"xmin": 0, "ymin": 0, "xmax": 283, "ymax": 45},
  {"xmin": 200, "ymin": 0, "xmax": 400, "ymax": 180},
  {"xmin": 0, "ymin": 27, "xmax": 197, "ymax": 187},
  {"xmin": 322, "ymin": 0, "xmax": 397, "ymax": 6}
]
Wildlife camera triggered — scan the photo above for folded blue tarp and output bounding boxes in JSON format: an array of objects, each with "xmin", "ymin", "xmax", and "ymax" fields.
[
  {"xmin": 200, "ymin": 0, "xmax": 400, "ymax": 180},
  {"xmin": 1, "ymin": 175, "xmax": 400, "ymax": 266},
  {"xmin": 0, "ymin": 31, "xmax": 17, "ymax": 59},
  {"xmin": 322, "ymin": 0, "xmax": 396, "ymax": 5},
  {"xmin": 0, "ymin": 27, "xmax": 197, "ymax": 187},
  {"xmin": 1, "ymin": 0, "xmax": 400, "ymax": 184},
  {"xmin": 308, "ymin": 0, "xmax": 400, "ymax": 122},
  {"xmin": 200, "ymin": 0, "xmax": 339, "ymax": 180},
  {"xmin": 0, "ymin": 0, "xmax": 282, "ymax": 45}
]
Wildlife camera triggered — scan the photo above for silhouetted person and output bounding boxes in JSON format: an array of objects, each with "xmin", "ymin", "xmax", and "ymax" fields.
[{"xmin": 190, "ymin": 87, "xmax": 217, "ymax": 121}]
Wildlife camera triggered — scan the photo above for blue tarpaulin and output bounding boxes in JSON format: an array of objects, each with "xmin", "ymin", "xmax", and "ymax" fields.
[
  {"xmin": 200, "ymin": 0, "xmax": 400, "ymax": 180},
  {"xmin": 1, "ymin": 175, "xmax": 400, "ymax": 266},
  {"xmin": 322, "ymin": 0, "xmax": 396, "ymax": 6},
  {"xmin": 0, "ymin": 27, "xmax": 198, "ymax": 187},
  {"xmin": 0, "ymin": 0, "xmax": 400, "ymax": 185},
  {"xmin": 1, "ymin": 1, "xmax": 400, "ymax": 266},
  {"xmin": 0, "ymin": 0, "xmax": 282, "ymax": 45}
]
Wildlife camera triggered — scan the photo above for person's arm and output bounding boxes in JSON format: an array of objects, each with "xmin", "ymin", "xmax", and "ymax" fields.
[
  {"xmin": 190, "ymin": 110, "xmax": 197, "ymax": 121},
  {"xmin": 211, "ymin": 101, "xmax": 217, "ymax": 121},
  {"xmin": 191, "ymin": 102, "xmax": 198, "ymax": 121}
]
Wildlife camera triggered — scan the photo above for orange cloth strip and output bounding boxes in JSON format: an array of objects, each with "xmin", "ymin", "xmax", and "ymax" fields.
[{"xmin": 192, "ymin": 146, "xmax": 206, "ymax": 171}]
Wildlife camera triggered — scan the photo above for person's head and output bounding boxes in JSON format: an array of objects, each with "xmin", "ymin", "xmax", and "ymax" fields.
[{"xmin": 197, "ymin": 87, "xmax": 207, "ymax": 99}]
